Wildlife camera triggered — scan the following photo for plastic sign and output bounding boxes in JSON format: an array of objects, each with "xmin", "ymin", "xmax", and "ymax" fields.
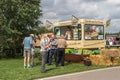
[{"xmin": 71, "ymin": 15, "xmax": 79, "ymax": 26}]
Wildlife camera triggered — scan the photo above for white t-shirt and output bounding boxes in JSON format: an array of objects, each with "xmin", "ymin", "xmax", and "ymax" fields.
[{"xmin": 40, "ymin": 37, "xmax": 50, "ymax": 51}]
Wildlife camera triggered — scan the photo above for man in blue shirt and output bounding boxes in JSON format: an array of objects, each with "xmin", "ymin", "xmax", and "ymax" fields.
[
  {"xmin": 48, "ymin": 35, "xmax": 57, "ymax": 65},
  {"xmin": 23, "ymin": 34, "xmax": 33, "ymax": 68}
]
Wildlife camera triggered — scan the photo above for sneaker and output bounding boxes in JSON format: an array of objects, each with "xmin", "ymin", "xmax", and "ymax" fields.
[
  {"xmin": 31, "ymin": 62, "xmax": 36, "ymax": 67},
  {"xmin": 27, "ymin": 65, "xmax": 32, "ymax": 68},
  {"xmin": 24, "ymin": 64, "xmax": 27, "ymax": 68}
]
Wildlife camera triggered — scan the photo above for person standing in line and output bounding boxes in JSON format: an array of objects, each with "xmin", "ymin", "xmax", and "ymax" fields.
[
  {"xmin": 56, "ymin": 35, "xmax": 67, "ymax": 67},
  {"xmin": 48, "ymin": 35, "xmax": 58, "ymax": 65},
  {"xmin": 40, "ymin": 34, "xmax": 50, "ymax": 73},
  {"xmin": 23, "ymin": 34, "xmax": 33, "ymax": 68},
  {"xmin": 46, "ymin": 34, "xmax": 51, "ymax": 64},
  {"xmin": 31, "ymin": 34, "xmax": 36, "ymax": 67}
]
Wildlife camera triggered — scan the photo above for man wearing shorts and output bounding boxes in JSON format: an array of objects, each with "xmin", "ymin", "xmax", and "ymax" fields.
[{"xmin": 23, "ymin": 34, "xmax": 33, "ymax": 68}]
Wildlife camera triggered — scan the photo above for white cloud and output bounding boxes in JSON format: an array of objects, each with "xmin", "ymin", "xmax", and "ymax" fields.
[
  {"xmin": 106, "ymin": 19, "xmax": 120, "ymax": 33},
  {"xmin": 44, "ymin": 12, "xmax": 57, "ymax": 19},
  {"xmin": 107, "ymin": 0, "xmax": 120, "ymax": 4},
  {"xmin": 41, "ymin": 0, "xmax": 120, "ymax": 33}
]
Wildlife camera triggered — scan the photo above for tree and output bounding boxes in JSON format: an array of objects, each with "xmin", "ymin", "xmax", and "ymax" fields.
[{"xmin": 0, "ymin": 0, "xmax": 42, "ymax": 57}]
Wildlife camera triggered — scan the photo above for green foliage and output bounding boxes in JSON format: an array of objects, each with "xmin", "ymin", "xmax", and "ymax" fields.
[
  {"xmin": 65, "ymin": 48, "xmax": 100, "ymax": 55},
  {"xmin": 0, "ymin": 0, "xmax": 42, "ymax": 57},
  {"xmin": 65, "ymin": 49, "xmax": 78, "ymax": 54},
  {"xmin": 90, "ymin": 50, "xmax": 100, "ymax": 55}
]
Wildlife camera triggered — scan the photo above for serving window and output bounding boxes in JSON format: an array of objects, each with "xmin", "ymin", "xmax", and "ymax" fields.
[
  {"xmin": 54, "ymin": 24, "xmax": 81, "ymax": 40},
  {"xmin": 84, "ymin": 24, "xmax": 104, "ymax": 40}
]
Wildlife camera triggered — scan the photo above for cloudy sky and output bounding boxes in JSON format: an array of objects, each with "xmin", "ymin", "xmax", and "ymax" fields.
[{"xmin": 41, "ymin": 0, "xmax": 120, "ymax": 33}]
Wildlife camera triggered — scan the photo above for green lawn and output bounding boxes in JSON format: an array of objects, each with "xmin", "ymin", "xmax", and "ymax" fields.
[{"xmin": 0, "ymin": 57, "xmax": 110, "ymax": 80}]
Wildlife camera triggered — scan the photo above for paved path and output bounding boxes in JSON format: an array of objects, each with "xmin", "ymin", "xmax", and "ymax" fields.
[{"xmin": 35, "ymin": 66, "xmax": 120, "ymax": 80}]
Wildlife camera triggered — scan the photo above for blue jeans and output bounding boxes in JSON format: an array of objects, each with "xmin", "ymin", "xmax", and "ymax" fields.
[
  {"xmin": 46, "ymin": 50, "xmax": 50, "ymax": 64},
  {"xmin": 56, "ymin": 48, "xmax": 65, "ymax": 66},
  {"xmin": 48, "ymin": 49, "xmax": 57, "ymax": 65}
]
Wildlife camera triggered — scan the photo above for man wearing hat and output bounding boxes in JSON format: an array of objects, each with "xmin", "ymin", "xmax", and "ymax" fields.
[{"xmin": 23, "ymin": 34, "xmax": 33, "ymax": 68}]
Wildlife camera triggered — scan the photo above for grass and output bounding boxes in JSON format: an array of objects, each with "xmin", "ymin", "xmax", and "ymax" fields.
[
  {"xmin": 0, "ymin": 47, "xmax": 120, "ymax": 80},
  {"xmin": 0, "ymin": 57, "xmax": 109, "ymax": 80}
]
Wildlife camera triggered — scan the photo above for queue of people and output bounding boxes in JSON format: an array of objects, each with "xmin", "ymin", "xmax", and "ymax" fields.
[
  {"xmin": 40, "ymin": 34, "xmax": 67, "ymax": 73},
  {"xmin": 22, "ymin": 33, "xmax": 67, "ymax": 73}
]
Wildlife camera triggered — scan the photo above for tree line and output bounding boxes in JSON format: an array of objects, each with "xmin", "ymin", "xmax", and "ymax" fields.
[{"xmin": 0, "ymin": 0, "xmax": 51, "ymax": 58}]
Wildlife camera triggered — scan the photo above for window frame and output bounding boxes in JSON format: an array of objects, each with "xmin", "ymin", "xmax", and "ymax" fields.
[{"xmin": 84, "ymin": 24, "xmax": 104, "ymax": 40}]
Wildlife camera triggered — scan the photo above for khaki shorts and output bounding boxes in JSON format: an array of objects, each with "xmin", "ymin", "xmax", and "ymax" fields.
[{"xmin": 24, "ymin": 49, "xmax": 31, "ymax": 58}]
